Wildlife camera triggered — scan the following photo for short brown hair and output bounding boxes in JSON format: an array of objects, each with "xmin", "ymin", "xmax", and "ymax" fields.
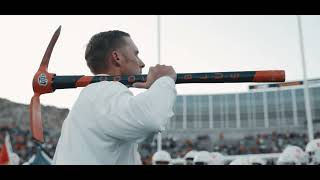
[{"xmin": 85, "ymin": 30, "xmax": 130, "ymax": 74}]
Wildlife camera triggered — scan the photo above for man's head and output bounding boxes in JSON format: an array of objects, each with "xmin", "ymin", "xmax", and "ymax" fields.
[
  {"xmin": 184, "ymin": 150, "xmax": 197, "ymax": 165},
  {"xmin": 277, "ymin": 145, "xmax": 308, "ymax": 165},
  {"xmin": 305, "ymin": 139, "xmax": 320, "ymax": 165},
  {"xmin": 85, "ymin": 30, "xmax": 145, "ymax": 75},
  {"xmin": 193, "ymin": 151, "xmax": 213, "ymax": 165},
  {"xmin": 152, "ymin": 150, "xmax": 171, "ymax": 165}
]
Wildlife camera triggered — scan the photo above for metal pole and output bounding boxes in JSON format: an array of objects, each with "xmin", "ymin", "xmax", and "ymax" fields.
[
  {"xmin": 297, "ymin": 15, "xmax": 314, "ymax": 141},
  {"xmin": 157, "ymin": 15, "xmax": 162, "ymax": 151},
  {"xmin": 157, "ymin": 15, "xmax": 161, "ymax": 65}
]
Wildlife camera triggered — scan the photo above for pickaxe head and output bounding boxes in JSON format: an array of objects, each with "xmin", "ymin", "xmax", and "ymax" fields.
[{"xmin": 30, "ymin": 26, "xmax": 61, "ymax": 144}]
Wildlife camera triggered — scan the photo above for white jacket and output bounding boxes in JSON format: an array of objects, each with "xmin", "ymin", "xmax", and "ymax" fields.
[{"xmin": 52, "ymin": 76, "xmax": 177, "ymax": 165}]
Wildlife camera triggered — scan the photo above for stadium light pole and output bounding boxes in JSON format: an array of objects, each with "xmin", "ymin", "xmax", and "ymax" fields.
[
  {"xmin": 157, "ymin": 15, "xmax": 162, "ymax": 152},
  {"xmin": 297, "ymin": 15, "xmax": 314, "ymax": 141}
]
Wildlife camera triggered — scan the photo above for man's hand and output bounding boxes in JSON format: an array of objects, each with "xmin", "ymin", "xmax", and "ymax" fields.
[{"xmin": 132, "ymin": 64, "xmax": 177, "ymax": 89}]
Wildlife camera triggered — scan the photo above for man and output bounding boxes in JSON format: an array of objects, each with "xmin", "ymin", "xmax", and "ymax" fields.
[
  {"xmin": 184, "ymin": 150, "xmax": 198, "ymax": 165},
  {"xmin": 276, "ymin": 145, "xmax": 308, "ymax": 165},
  {"xmin": 152, "ymin": 150, "xmax": 171, "ymax": 165},
  {"xmin": 53, "ymin": 30, "xmax": 177, "ymax": 165},
  {"xmin": 193, "ymin": 151, "xmax": 213, "ymax": 165},
  {"xmin": 305, "ymin": 138, "xmax": 320, "ymax": 165}
]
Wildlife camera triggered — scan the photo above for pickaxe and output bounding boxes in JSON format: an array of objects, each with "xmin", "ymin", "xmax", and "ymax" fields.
[{"xmin": 30, "ymin": 26, "xmax": 286, "ymax": 144}]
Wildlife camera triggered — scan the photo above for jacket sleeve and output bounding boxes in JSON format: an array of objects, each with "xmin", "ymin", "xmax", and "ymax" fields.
[{"xmin": 98, "ymin": 76, "xmax": 177, "ymax": 142}]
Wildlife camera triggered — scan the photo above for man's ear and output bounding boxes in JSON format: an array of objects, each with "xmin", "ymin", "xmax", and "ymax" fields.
[{"xmin": 111, "ymin": 50, "xmax": 121, "ymax": 67}]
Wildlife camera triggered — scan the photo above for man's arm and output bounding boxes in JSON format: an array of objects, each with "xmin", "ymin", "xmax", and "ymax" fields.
[
  {"xmin": 98, "ymin": 76, "xmax": 176, "ymax": 142},
  {"xmin": 98, "ymin": 65, "xmax": 177, "ymax": 142}
]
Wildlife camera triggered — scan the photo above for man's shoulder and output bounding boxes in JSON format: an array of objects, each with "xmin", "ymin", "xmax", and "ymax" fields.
[
  {"xmin": 78, "ymin": 81, "xmax": 132, "ymax": 101},
  {"xmin": 84, "ymin": 81, "xmax": 129, "ymax": 92}
]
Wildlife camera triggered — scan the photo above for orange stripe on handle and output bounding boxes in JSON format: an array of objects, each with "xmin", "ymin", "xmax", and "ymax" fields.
[
  {"xmin": 253, "ymin": 70, "xmax": 285, "ymax": 82},
  {"xmin": 76, "ymin": 76, "xmax": 93, "ymax": 87}
]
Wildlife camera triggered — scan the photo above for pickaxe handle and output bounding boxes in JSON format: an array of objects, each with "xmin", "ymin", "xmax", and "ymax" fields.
[{"xmin": 50, "ymin": 70, "xmax": 285, "ymax": 90}]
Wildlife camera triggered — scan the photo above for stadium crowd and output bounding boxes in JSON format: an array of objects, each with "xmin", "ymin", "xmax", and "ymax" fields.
[
  {"xmin": 1, "ymin": 122, "xmax": 320, "ymax": 165},
  {"xmin": 139, "ymin": 131, "xmax": 320, "ymax": 165}
]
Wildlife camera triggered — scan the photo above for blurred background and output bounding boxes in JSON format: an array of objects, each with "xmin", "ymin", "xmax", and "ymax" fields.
[{"xmin": 0, "ymin": 15, "xmax": 320, "ymax": 165}]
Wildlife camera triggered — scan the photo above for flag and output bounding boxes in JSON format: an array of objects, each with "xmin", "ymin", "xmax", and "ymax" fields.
[{"xmin": 0, "ymin": 132, "xmax": 12, "ymax": 165}]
